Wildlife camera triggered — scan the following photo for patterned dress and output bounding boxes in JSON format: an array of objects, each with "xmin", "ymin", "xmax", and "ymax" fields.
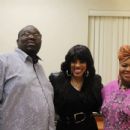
[{"xmin": 101, "ymin": 80, "xmax": 130, "ymax": 130}]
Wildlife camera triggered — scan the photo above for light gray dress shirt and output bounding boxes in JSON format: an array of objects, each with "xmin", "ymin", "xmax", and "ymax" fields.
[{"xmin": 0, "ymin": 48, "xmax": 55, "ymax": 130}]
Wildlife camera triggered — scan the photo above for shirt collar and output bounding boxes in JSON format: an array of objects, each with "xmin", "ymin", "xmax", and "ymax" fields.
[{"xmin": 15, "ymin": 48, "xmax": 41, "ymax": 64}]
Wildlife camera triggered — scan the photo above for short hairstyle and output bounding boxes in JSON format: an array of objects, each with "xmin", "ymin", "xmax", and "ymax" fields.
[
  {"xmin": 118, "ymin": 44, "xmax": 130, "ymax": 63},
  {"xmin": 61, "ymin": 44, "xmax": 95, "ymax": 79},
  {"xmin": 17, "ymin": 25, "xmax": 41, "ymax": 38}
]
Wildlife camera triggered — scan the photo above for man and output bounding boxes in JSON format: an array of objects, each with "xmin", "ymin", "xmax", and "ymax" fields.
[{"xmin": 0, "ymin": 25, "xmax": 55, "ymax": 130}]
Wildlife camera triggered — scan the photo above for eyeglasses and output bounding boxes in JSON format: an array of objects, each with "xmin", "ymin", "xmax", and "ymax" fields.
[{"xmin": 20, "ymin": 32, "xmax": 41, "ymax": 38}]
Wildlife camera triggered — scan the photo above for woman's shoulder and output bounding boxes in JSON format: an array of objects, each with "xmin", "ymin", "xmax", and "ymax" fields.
[
  {"xmin": 86, "ymin": 74, "xmax": 103, "ymax": 93},
  {"xmin": 94, "ymin": 74, "xmax": 102, "ymax": 81},
  {"xmin": 101, "ymin": 80, "xmax": 119, "ymax": 99},
  {"xmin": 49, "ymin": 71, "xmax": 65, "ymax": 80},
  {"xmin": 49, "ymin": 72, "xmax": 66, "ymax": 86},
  {"xmin": 102, "ymin": 80, "xmax": 119, "ymax": 92},
  {"xmin": 104, "ymin": 80, "xmax": 118, "ymax": 88},
  {"xmin": 92, "ymin": 74, "xmax": 103, "ymax": 88}
]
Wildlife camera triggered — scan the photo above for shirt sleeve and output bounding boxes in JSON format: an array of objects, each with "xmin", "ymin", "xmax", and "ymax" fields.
[
  {"xmin": 47, "ymin": 82, "xmax": 56, "ymax": 130},
  {"xmin": 92, "ymin": 74, "xmax": 103, "ymax": 112},
  {"xmin": 0, "ymin": 58, "xmax": 5, "ymax": 103}
]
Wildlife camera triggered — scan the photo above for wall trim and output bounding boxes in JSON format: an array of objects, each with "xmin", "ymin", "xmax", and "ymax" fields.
[{"xmin": 88, "ymin": 10, "xmax": 130, "ymax": 17}]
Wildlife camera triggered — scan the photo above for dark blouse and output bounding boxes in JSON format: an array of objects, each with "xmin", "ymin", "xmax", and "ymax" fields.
[{"xmin": 49, "ymin": 72, "xmax": 102, "ymax": 130}]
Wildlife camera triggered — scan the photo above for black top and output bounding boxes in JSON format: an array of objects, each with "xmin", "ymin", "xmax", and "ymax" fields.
[{"xmin": 49, "ymin": 72, "xmax": 102, "ymax": 130}]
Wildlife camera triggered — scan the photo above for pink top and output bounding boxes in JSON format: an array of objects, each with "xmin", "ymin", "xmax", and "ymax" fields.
[{"xmin": 101, "ymin": 80, "xmax": 130, "ymax": 130}]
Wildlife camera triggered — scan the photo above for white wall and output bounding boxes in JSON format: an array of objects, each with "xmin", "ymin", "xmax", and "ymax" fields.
[{"xmin": 0, "ymin": 0, "xmax": 130, "ymax": 77}]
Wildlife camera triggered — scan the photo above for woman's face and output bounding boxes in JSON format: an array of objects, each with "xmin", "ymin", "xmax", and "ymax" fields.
[
  {"xmin": 119, "ymin": 58, "xmax": 130, "ymax": 85},
  {"xmin": 70, "ymin": 59, "xmax": 87, "ymax": 79}
]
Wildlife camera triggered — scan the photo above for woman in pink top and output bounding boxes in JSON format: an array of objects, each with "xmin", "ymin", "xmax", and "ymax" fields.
[{"xmin": 101, "ymin": 44, "xmax": 130, "ymax": 130}]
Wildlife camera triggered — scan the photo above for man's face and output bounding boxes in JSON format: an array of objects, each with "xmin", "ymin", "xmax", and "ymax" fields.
[{"xmin": 17, "ymin": 25, "xmax": 42, "ymax": 56}]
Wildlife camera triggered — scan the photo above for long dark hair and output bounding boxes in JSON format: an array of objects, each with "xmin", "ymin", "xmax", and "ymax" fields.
[{"xmin": 61, "ymin": 44, "xmax": 95, "ymax": 82}]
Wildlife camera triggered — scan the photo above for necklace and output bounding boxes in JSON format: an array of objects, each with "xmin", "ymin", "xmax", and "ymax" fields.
[
  {"xmin": 119, "ymin": 80, "xmax": 129, "ymax": 90},
  {"xmin": 70, "ymin": 79, "xmax": 83, "ymax": 91},
  {"xmin": 121, "ymin": 85, "xmax": 128, "ymax": 90},
  {"xmin": 120, "ymin": 83, "xmax": 130, "ymax": 90}
]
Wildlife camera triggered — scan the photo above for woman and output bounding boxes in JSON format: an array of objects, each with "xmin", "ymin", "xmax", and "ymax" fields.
[
  {"xmin": 49, "ymin": 44, "xmax": 102, "ymax": 130},
  {"xmin": 101, "ymin": 44, "xmax": 130, "ymax": 130}
]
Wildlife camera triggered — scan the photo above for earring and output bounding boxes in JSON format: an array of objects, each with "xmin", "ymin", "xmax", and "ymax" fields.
[
  {"xmin": 85, "ymin": 71, "xmax": 89, "ymax": 77},
  {"xmin": 66, "ymin": 70, "xmax": 71, "ymax": 77}
]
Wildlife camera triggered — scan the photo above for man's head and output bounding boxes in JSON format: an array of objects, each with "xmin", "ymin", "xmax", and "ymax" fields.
[
  {"xmin": 118, "ymin": 44, "xmax": 130, "ymax": 86},
  {"xmin": 17, "ymin": 25, "xmax": 42, "ymax": 57}
]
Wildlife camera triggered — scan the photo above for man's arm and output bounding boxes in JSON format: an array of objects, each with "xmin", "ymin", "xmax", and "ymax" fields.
[
  {"xmin": 0, "ymin": 59, "xmax": 5, "ymax": 103},
  {"xmin": 47, "ymin": 82, "xmax": 56, "ymax": 130}
]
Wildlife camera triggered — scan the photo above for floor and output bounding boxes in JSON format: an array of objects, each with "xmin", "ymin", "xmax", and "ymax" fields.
[{"xmin": 95, "ymin": 116, "xmax": 104, "ymax": 130}]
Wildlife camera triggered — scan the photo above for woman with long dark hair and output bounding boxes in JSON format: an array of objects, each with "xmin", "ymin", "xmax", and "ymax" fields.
[{"xmin": 49, "ymin": 44, "xmax": 102, "ymax": 130}]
